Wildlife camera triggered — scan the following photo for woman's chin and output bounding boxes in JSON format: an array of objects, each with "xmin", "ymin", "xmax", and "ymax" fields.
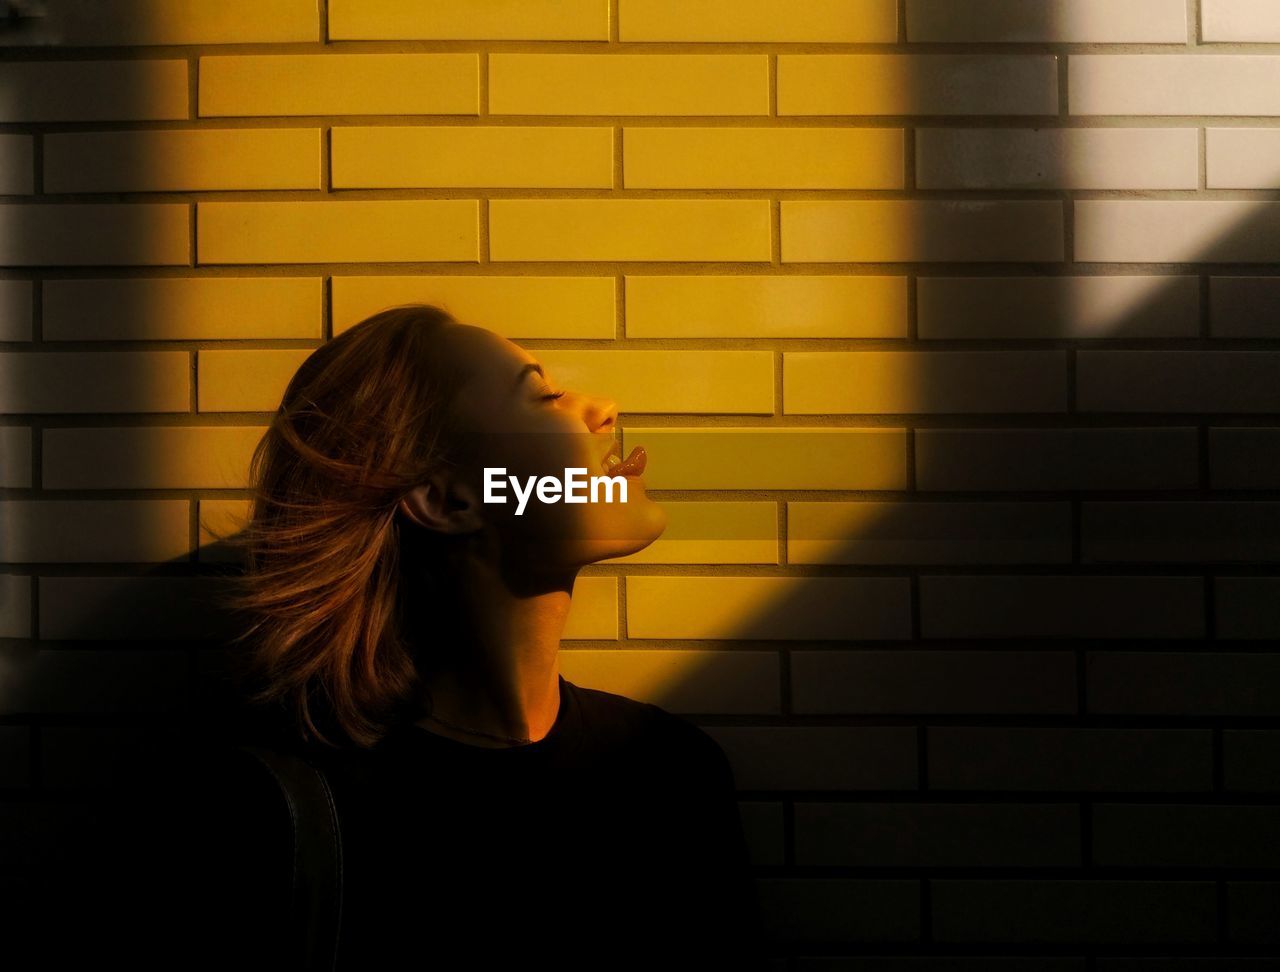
[{"xmin": 576, "ymin": 500, "xmax": 668, "ymax": 565}]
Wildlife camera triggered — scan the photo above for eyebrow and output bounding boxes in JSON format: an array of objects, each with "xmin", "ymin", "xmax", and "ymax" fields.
[{"xmin": 514, "ymin": 362, "xmax": 545, "ymax": 389}]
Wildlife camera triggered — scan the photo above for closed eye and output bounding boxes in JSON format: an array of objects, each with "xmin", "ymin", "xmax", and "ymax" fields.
[{"xmin": 542, "ymin": 390, "xmax": 566, "ymax": 402}]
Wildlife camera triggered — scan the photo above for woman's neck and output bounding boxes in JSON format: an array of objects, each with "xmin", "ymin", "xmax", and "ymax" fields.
[{"xmin": 402, "ymin": 555, "xmax": 573, "ymax": 747}]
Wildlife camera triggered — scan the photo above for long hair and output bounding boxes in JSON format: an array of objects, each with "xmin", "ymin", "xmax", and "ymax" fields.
[{"xmin": 216, "ymin": 303, "xmax": 467, "ymax": 751}]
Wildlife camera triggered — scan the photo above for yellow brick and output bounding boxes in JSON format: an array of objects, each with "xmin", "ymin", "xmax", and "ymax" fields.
[
  {"xmin": 33, "ymin": 0, "xmax": 319, "ymax": 45},
  {"xmin": 535, "ymin": 350, "xmax": 774, "ymax": 414},
  {"xmin": 44, "ymin": 426, "xmax": 266, "ymax": 489},
  {"xmin": 0, "ymin": 134, "xmax": 33, "ymax": 194},
  {"xmin": 491, "ymin": 200, "xmax": 771, "ymax": 262},
  {"xmin": 0, "ymin": 574, "xmax": 31, "ymax": 638},
  {"xmin": 489, "ymin": 54, "xmax": 769, "ymax": 116},
  {"xmin": 0, "ymin": 500, "xmax": 190, "ymax": 563},
  {"xmin": 45, "ymin": 129, "xmax": 321, "ymax": 193},
  {"xmin": 332, "ymin": 275, "xmax": 614, "ymax": 338},
  {"xmin": 0, "ymin": 279, "xmax": 32, "ymax": 341},
  {"xmin": 619, "ymin": 428, "xmax": 908, "ymax": 490},
  {"xmin": 197, "ymin": 200, "xmax": 479, "ymax": 265},
  {"xmin": 0, "ymin": 351, "xmax": 189, "ymax": 414},
  {"xmin": 778, "ymin": 54, "xmax": 1058, "ymax": 116},
  {"xmin": 788, "ymin": 500, "xmax": 1072, "ymax": 565},
  {"xmin": 557, "ymin": 649, "xmax": 778, "ymax": 714},
  {"xmin": 199, "ymin": 54, "xmax": 478, "ymax": 118},
  {"xmin": 626, "ymin": 575, "xmax": 912, "ymax": 639},
  {"xmin": 599, "ymin": 501, "xmax": 779, "ymax": 565},
  {"xmin": 624, "ymin": 127, "xmax": 903, "ymax": 189},
  {"xmin": 198, "ymin": 349, "xmax": 313, "ymax": 413},
  {"xmin": 0, "ymin": 426, "xmax": 31, "ymax": 488},
  {"xmin": 562, "ymin": 576, "xmax": 619, "ymax": 640},
  {"xmin": 784, "ymin": 351, "xmax": 1068, "ymax": 414},
  {"xmin": 44, "ymin": 277, "xmax": 322, "ymax": 341},
  {"xmin": 0, "ymin": 59, "xmax": 187, "ymax": 122},
  {"xmin": 332, "ymin": 126, "xmax": 612, "ymax": 189},
  {"xmin": 330, "ymin": 0, "xmax": 608, "ymax": 40},
  {"xmin": 625, "ymin": 274, "xmax": 906, "ymax": 338},
  {"xmin": 781, "ymin": 200, "xmax": 1063, "ymax": 263},
  {"xmin": 621, "ymin": 0, "xmax": 896, "ymax": 41},
  {"xmin": 0, "ymin": 203, "xmax": 189, "ymax": 267}
]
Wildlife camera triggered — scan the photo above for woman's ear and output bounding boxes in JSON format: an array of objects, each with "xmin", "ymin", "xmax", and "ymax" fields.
[{"xmin": 396, "ymin": 473, "xmax": 483, "ymax": 534}]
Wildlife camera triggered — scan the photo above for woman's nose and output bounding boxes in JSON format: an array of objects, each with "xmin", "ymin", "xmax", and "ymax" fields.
[{"xmin": 586, "ymin": 394, "xmax": 618, "ymax": 433}]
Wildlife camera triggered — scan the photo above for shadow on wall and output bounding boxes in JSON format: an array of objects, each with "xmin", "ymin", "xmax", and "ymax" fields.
[{"xmin": 3, "ymin": 0, "xmax": 1280, "ymax": 964}]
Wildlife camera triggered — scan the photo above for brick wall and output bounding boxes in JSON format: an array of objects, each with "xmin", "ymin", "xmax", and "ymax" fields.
[{"xmin": 3, "ymin": 0, "xmax": 1280, "ymax": 966}]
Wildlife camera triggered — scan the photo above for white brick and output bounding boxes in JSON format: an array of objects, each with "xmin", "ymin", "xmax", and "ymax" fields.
[
  {"xmin": 0, "ymin": 203, "xmax": 189, "ymax": 267},
  {"xmin": 1207, "ymin": 129, "xmax": 1280, "ymax": 189},
  {"xmin": 1076, "ymin": 201, "xmax": 1280, "ymax": 263},
  {"xmin": 0, "ymin": 59, "xmax": 188, "ymax": 122},
  {"xmin": 0, "ymin": 574, "xmax": 31, "ymax": 638},
  {"xmin": 918, "ymin": 128, "xmax": 1197, "ymax": 190},
  {"xmin": 0, "ymin": 500, "xmax": 190, "ymax": 563},
  {"xmin": 1211, "ymin": 277, "xmax": 1280, "ymax": 338},
  {"xmin": 1203, "ymin": 0, "xmax": 1280, "ymax": 42},
  {"xmin": 789, "ymin": 501, "xmax": 1072, "ymax": 565},
  {"xmin": 908, "ymin": 0, "xmax": 1186, "ymax": 43},
  {"xmin": 39, "ymin": 577, "xmax": 233, "ymax": 640},
  {"xmin": 1078, "ymin": 351, "xmax": 1280, "ymax": 413},
  {"xmin": 0, "ymin": 279, "xmax": 32, "ymax": 341},
  {"xmin": 0, "ymin": 351, "xmax": 190, "ymax": 414},
  {"xmin": 919, "ymin": 276, "xmax": 1199, "ymax": 339},
  {"xmin": 1071, "ymin": 56, "xmax": 1280, "ymax": 116},
  {"xmin": 0, "ymin": 425, "xmax": 31, "ymax": 487},
  {"xmin": 0, "ymin": 135, "xmax": 33, "ymax": 195}
]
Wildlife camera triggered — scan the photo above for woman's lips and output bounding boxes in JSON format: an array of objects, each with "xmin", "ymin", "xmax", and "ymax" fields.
[{"xmin": 602, "ymin": 444, "xmax": 646, "ymax": 477}]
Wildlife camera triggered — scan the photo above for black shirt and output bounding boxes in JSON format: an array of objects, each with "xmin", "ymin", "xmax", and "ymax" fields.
[{"xmin": 72, "ymin": 675, "xmax": 769, "ymax": 971}]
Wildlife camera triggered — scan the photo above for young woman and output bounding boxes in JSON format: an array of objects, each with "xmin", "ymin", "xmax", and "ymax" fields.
[{"xmin": 183, "ymin": 304, "xmax": 769, "ymax": 969}]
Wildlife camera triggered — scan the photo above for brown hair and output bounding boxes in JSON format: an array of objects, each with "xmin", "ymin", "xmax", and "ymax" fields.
[{"xmin": 217, "ymin": 303, "xmax": 468, "ymax": 751}]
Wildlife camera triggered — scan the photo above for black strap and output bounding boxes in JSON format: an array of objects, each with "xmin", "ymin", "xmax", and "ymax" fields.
[{"xmin": 238, "ymin": 745, "xmax": 344, "ymax": 971}]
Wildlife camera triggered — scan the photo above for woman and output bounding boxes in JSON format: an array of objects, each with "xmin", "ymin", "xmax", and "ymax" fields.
[{"xmin": 180, "ymin": 304, "xmax": 768, "ymax": 969}]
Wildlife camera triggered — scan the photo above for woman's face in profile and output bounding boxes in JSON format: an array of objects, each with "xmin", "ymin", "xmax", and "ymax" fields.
[{"xmin": 437, "ymin": 323, "xmax": 668, "ymax": 573}]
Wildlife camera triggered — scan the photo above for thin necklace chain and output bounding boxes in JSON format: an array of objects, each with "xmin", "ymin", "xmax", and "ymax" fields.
[{"xmin": 422, "ymin": 711, "xmax": 533, "ymax": 746}]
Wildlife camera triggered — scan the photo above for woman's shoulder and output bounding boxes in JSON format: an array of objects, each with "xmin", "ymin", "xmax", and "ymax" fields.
[
  {"xmin": 567, "ymin": 679, "xmax": 733, "ymax": 778},
  {"xmin": 160, "ymin": 730, "xmax": 319, "ymax": 827}
]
